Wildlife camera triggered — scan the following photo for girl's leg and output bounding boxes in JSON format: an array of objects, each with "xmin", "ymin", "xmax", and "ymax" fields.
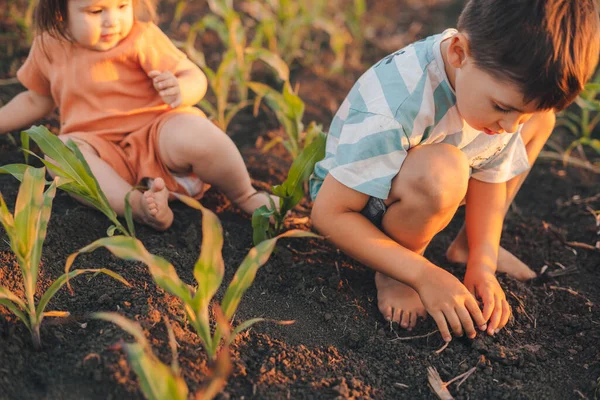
[
  {"xmin": 446, "ymin": 111, "xmax": 556, "ymax": 280},
  {"xmin": 48, "ymin": 136, "xmax": 173, "ymax": 230},
  {"xmin": 377, "ymin": 143, "xmax": 470, "ymax": 329},
  {"xmin": 155, "ymin": 114, "xmax": 273, "ymax": 213}
]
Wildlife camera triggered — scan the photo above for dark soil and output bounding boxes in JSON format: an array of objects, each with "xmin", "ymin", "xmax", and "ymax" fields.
[{"xmin": 1, "ymin": 1, "xmax": 600, "ymax": 399}]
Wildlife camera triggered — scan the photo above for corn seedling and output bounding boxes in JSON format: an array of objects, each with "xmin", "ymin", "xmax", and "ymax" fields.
[
  {"xmin": 345, "ymin": 0, "xmax": 367, "ymax": 67},
  {"xmin": 249, "ymin": 80, "xmax": 318, "ymax": 158},
  {"xmin": 94, "ymin": 312, "xmax": 232, "ymax": 400},
  {"xmin": 557, "ymin": 70, "xmax": 600, "ymax": 161},
  {"xmin": 241, "ymin": 0, "xmax": 352, "ymax": 73},
  {"xmin": 0, "ymin": 125, "xmax": 134, "ymax": 236},
  {"xmin": 252, "ymin": 129, "xmax": 326, "ymax": 245},
  {"xmin": 65, "ymin": 196, "xmax": 317, "ymax": 360},
  {"xmin": 94, "ymin": 313, "xmax": 189, "ymax": 400},
  {"xmin": 0, "ymin": 166, "xmax": 129, "ymax": 349},
  {"xmin": 176, "ymin": 0, "xmax": 289, "ymax": 132}
]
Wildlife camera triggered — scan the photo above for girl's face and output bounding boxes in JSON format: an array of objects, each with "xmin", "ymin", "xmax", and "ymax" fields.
[{"xmin": 67, "ymin": 0, "xmax": 134, "ymax": 51}]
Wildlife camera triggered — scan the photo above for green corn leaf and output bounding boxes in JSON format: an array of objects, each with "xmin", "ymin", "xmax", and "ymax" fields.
[
  {"xmin": 245, "ymin": 47, "xmax": 290, "ymax": 81},
  {"xmin": 125, "ymin": 343, "xmax": 189, "ymax": 400},
  {"xmin": 0, "ymin": 163, "xmax": 69, "ymax": 186},
  {"xmin": 583, "ymin": 83, "xmax": 600, "ymax": 92},
  {"xmin": 198, "ymin": 99, "xmax": 218, "ymax": 121},
  {"xmin": 65, "ymin": 236, "xmax": 193, "ymax": 304},
  {"xmin": 228, "ymin": 317, "xmax": 265, "ymax": 342},
  {"xmin": 36, "ymin": 269, "xmax": 130, "ymax": 322},
  {"xmin": 575, "ymin": 96, "xmax": 600, "ymax": 111},
  {"xmin": 199, "ymin": 14, "xmax": 229, "ymax": 45},
  {"xmin": 0, "ymin": 299, "xmax": 31, "ymax": 330},
  {"xmin": 272, "ymin": 131, "xmax": 326, "ymax": 215},
  {"xmin": 251, "ymin": 205, "xmax": 275, "ymax": 245},
  {"xmin": 0, "ymin": 193, "xmax": 16, "ymax": 238},
  {"xmin": 124, "ymin": 191, "xmax": 136, "ymax": 239},
  {"xmin": 21, "ymin": 126, "xmax": 88, "ymax": 187},
  {"xmin": 207, "ymin": 0, "xmax": 234, "ymax": 18},
  {"xmin": 27, "ymin": 176, "xmax": 58, "ymax": 303},
  {"xmin": 20, "ymin": 130, "xmax": 30, "ymax": 164},
  {"xmin": 172, "ymin": 195, "xmax": 224, "ymax": 306},
  {"xmin": 0, "ymin": 163, "xmax": 29, "ymax": 182},
  {"xmin": 13, "ymin": 167, "xmax": 46, "ymax": 297},
  {"xmin": 94, "ymin": 312, "xmax": 189, "ymax": 400},
  {"xmin": 94, "ymin": 312, "xmax": 149, "ymax": 345},
  {"xmin": 221, "ymin": 229, "xmax": 319, "ymax": 320},
  {"xmin": 64, "ymin": 139, "xmax": 116, "ymax": 215},
  {"xmin": 0, "ymin": 286, "xmax": 28, "ymax": 315},
  {"xmin": 588, "ymin": 139, "xmax": 600, "ymax": 155}
]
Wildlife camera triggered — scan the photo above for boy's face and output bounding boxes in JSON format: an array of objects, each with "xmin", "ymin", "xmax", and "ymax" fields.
[
  {"xmin": 67, "ymin": 0, "xmax": 134, "ymax": 51},
  {"xmin": 445, "ymin": 34, "xmax": 539, "ymax": 135}
]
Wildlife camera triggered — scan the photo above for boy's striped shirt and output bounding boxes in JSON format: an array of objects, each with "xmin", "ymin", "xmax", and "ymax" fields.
[{"xmin": 310, "ymin": 29, "xmax": 530, "ymax": 201}]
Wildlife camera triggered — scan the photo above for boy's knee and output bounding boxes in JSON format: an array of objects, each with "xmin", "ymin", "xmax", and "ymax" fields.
[{"xmin": 409, "ymin": 144, "xmax": 470, "ymax": 212}]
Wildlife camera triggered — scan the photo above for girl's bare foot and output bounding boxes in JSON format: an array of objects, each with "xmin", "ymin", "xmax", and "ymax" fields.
[
  {"xmin": 137, "ymin": 178, "xmax": 174, "ymax": 231},
  {"xmin": 375, "ymin": 272, "xmax": 427, "ymax": 330},
  {"xmin": 234, "ymin": 190, "xmax": 280, "ymax": 215},
  {"xmin": 446, "ymin": 232, "xmax": 537, "ymax": 280}
]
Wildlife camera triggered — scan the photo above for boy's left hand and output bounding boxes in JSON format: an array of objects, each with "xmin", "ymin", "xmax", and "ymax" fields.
[
  {"xmin": 463, "ymin": 265, "xmax": 511, "ymax": 336},
  {"xmin": 149, "ymin": 70, "xmax": 182, "ymax": 108}
]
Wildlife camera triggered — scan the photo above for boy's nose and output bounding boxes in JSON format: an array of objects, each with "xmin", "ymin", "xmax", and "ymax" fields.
[{"xmin": 499, "ymin": 119, "xmax": 519, "ymax": 134}]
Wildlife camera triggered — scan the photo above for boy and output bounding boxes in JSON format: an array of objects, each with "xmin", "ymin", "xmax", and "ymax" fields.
[{"xmin": 310, "ymin": 0, "xmax": 600, "ymax": 342}]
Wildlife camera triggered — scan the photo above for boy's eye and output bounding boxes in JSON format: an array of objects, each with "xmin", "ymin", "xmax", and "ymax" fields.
[
  {"xmin": 119, "ymin": 3, "xmax": 129, "ymax": 9},
  {"xmin": 88, "ymin": 9, "xmax": 102, "ymax": 14},
  {"xmin": 493, "ymin": 104, "xmax": 511, "ymax": 113}
]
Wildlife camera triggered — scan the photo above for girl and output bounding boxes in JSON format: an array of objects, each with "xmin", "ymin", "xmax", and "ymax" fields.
[{"xmin": 0, "ymin": 0, "xmax": 273, "ymax": 230}]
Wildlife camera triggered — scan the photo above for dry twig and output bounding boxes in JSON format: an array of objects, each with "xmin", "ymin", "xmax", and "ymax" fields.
[
  {"xmin": 427, "ymin": 361, "xmax": 480, "ymax": 400},
  {"xmin": 390, "ymin": 330, "xmax": 438, "ymax": 342}
]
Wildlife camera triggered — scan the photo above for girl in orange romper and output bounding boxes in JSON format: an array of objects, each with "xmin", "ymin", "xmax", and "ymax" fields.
[{"xmin": 0, "ymin": 0, "xmax": 274, "ymax": 230}]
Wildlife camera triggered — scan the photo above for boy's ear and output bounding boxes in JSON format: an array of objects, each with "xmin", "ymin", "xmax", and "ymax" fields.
[{"xmin": 447, "ymin": 32, "xmax": 471, "ymax": 68}]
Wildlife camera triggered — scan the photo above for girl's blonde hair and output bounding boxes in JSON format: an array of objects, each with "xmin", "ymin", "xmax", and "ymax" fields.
[{"xmin": 34, "ymin": 0, "xmax": 156, "ymax": 42}]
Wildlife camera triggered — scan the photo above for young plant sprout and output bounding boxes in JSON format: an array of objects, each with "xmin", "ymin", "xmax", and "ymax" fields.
[
  {"xmin": 0, "ymin": 166, "xmax": 129, "ymax": 349},
  {"xmin": 252, "ymin": 129, "xmax": 326, "ymax": 245},
  {"xmin": 0, "ymin": 125, "xmax": 135, "ymax": 237},
  {"xmin": 66, "ymin": 194, "xmax": 317, "ymax": 360}
]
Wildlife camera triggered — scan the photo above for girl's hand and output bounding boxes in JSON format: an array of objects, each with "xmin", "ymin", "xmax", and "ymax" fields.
[
  {"xmin": 415, "ymin": 267, "xmax": 487, "ymax": 342},
  {"xmin": 148, "ymin": 70, "xmax": 182, "ymax": 108},
  {"xmin": 463, "ymin": 265, "xmax": 511, "ymax": 336}
]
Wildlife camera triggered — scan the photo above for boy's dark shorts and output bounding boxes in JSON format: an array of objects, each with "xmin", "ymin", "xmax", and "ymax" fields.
[{"xmin": 360, "ymin": 197, "xmax": 388, "ymax": 229}]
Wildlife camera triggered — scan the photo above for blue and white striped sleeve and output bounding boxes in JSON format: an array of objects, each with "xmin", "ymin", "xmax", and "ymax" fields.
[{"xmin": 329, "ymin": 110, "xmax": 410, "ymax": 199}]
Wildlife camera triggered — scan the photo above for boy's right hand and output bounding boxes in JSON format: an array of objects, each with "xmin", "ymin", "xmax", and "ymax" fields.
[{"xmin": 415, "ymin": 267, "xmax": 487, "ymax": 342}]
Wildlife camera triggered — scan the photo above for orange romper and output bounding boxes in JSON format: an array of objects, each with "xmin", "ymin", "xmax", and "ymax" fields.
[{"xmin": 17, "ymin": 21, "xmax": 207, "ymax": 197}]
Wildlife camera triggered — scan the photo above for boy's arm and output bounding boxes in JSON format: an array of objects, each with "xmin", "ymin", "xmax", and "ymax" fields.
[
  {"xmin": 463, "ymin": 177, "xmax": 511, "ymax": 335},
  {"xmin": 148, "ymin": 59, "xmax": 208, "ymax": 109},
  {"xmin": 313, "ymin": 174, "xmax": 487, "ymax": 342},
  {"xmin": 0, "ymin": 90, "xmax": 55, "ymax": 135}
]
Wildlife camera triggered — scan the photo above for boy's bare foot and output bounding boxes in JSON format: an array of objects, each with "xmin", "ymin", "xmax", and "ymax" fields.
[
  {"xmin": 375, "ymin": 272, "xmax": 427, "ymax": 330},
  {"xmin": 137, "ymin": 178, "xmax": 174, "ymax": 231},
  {"xmin": 446, "ymin": 233, "xmax": 537, "ymax": 280},
  {"xmin": 234, "ymin": 190, "xmax": 280, "ymax": 215}
]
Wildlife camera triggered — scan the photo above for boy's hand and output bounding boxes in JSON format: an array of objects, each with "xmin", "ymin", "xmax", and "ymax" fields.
[
  {"xmin": 415, "ymin": 267, "xmax": 487, "ymax": 342},
  {"xmin": 148, "ymin": 70, "xmax": 182, "ymax": 108},
  {"xmin": 464, "ymin": 265, "xmax": 511, "ymax": 336}
]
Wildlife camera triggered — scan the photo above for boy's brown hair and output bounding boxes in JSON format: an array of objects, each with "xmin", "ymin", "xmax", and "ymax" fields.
[
  {"xmin": 34, "ymin": 0, "xmax": 156, "ymax": 43},
  {"xmin": 457, "ymin": 0, "xmax": 600, "ymax": 111}
]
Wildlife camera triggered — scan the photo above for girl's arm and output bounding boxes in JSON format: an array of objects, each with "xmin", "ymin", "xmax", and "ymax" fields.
[
  {"xmin": 148, "ymin": 59, "xmax": 208, "ymax": 109},
  {"xmin": 174, "ymin": 58, "xmax": 208, "ymax": 107},
  {"xmin": 0, "ymin": 90, "xmax": 55, "ymax": 135}
]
